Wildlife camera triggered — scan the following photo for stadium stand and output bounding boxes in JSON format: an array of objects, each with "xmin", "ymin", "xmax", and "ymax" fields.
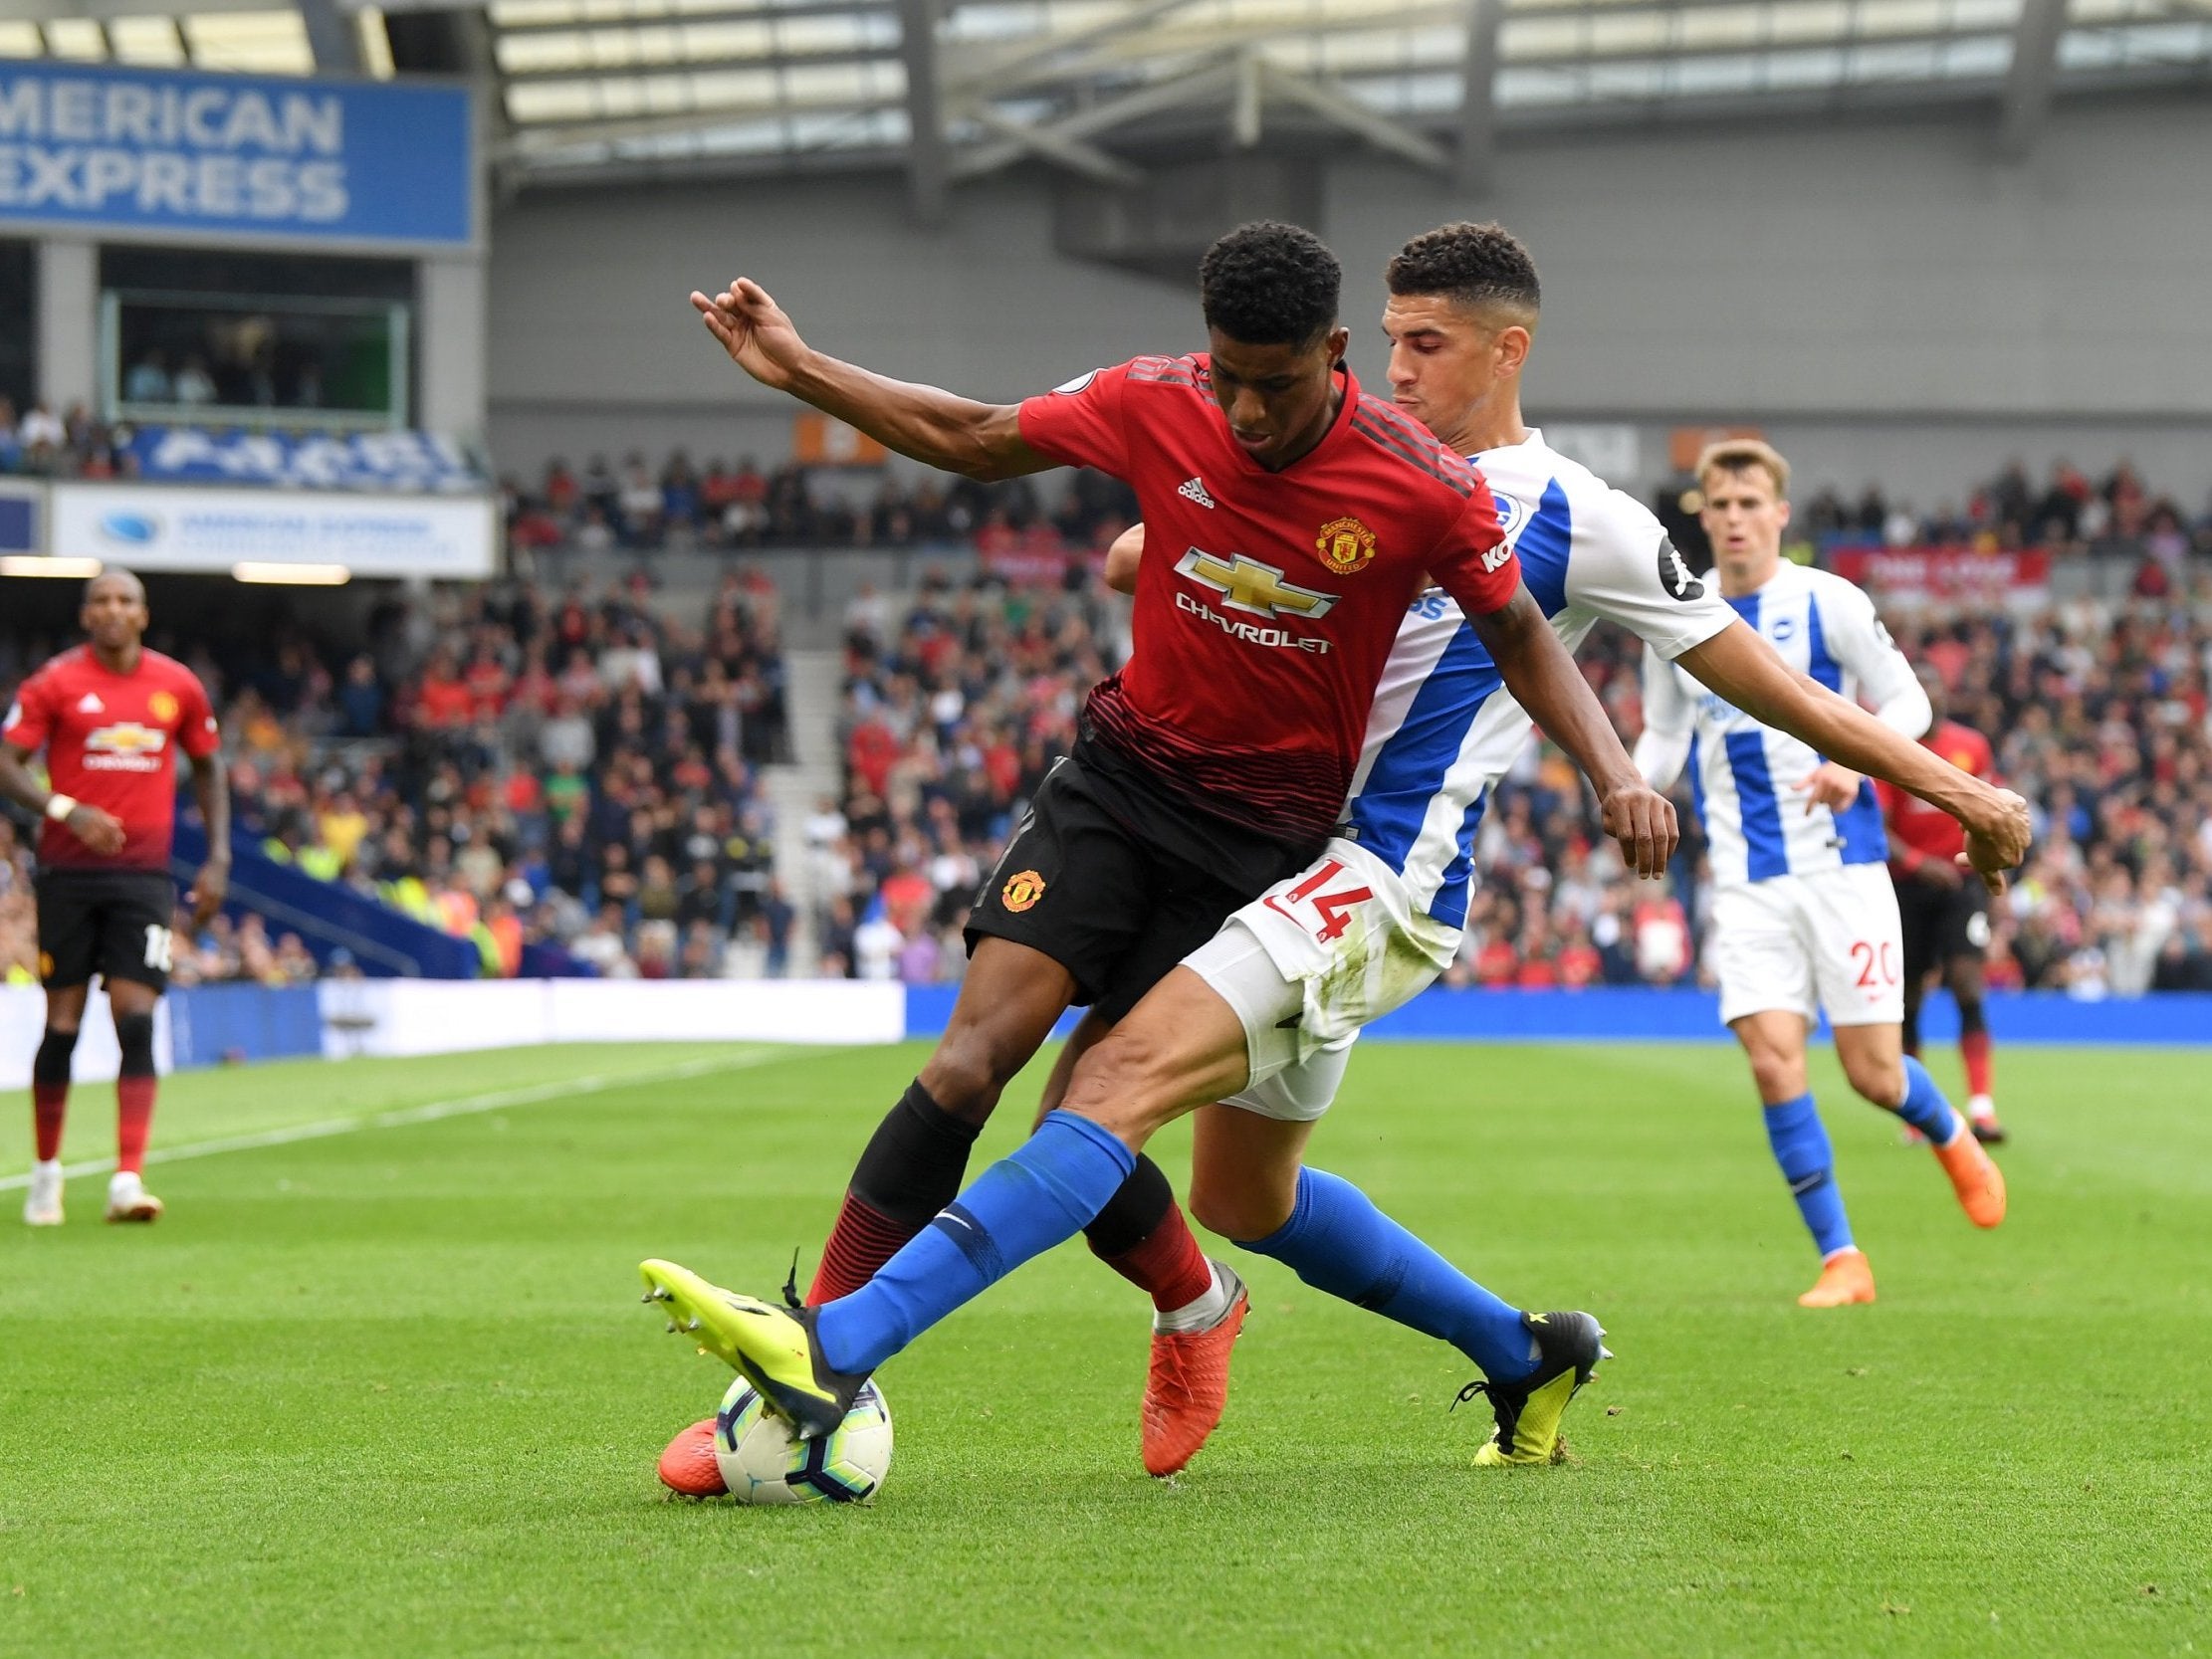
[{"xmin": 3, "ymin": 452, "xmax": 2207, "ymax": 994}]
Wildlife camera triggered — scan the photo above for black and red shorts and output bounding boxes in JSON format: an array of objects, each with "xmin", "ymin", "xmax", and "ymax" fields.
[
  {"xmin": 965, "ymin": 741, "xmax": 1314, "ymax": 1023},
  {"xmin": 1895, "ymin": 872, "xmax": 1990, "ymax": 984},
  {"xmin": 34, "ymin": 868, "xmax": 178, "ymax": 993}
]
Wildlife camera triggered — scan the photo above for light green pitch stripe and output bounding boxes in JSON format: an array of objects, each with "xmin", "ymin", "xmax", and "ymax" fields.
[{"xmin": 0, "ymin": 1045, "xmax": 811, "ymax": 1191}]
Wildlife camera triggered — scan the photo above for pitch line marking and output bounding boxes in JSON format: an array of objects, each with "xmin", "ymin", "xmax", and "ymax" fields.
[{"xmin": 0, "ymin": 1047, "xmax": 812, "ymax": 1191}]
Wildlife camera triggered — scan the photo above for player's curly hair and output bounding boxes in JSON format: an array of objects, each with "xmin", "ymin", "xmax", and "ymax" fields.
[
  {"xmin": 1387, "ymin": 222, "xmax": 1541, "ymax": 315},
  {"xmin": 1199, "ymin": 221, "xmax": 1341, "ymax": 346}
]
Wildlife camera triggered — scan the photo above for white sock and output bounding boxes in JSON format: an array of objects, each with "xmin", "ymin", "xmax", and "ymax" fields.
[
  {"xmin": 33, "ymin": 1157, "xmax": 60, "ymax": 1174},
  {"xmin": 1154, "ymin": 1260, "xmax": 1242, "ymax": 1335},
  {"xmin": 1968, "ymin": 1094, "xmax": 1997, "ymax": 1119},
  {"xmin": 110, "ymin": 1169, "xmax": 142, "ymax": 1193}
]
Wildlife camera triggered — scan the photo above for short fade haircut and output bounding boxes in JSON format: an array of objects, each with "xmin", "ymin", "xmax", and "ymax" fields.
[
  {"xmin": 85, "ymin": 567, "xmax": 144, "ymax": 603},
  {"xmin": 1696, "ymin": 438, "xmax": 1791, "ymax": 500},
  {"xmin": 1199, "ymin": 221, "xmax": 1341, "ymax": 347},
  {"xmin": 1387, "ymin": 222, "xmax": 1541, "ymax": 316}
]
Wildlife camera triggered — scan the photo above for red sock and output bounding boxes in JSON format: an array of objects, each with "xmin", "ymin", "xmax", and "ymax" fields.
[
  {"xmin": 1961, "ymin": 1029, "xmax": 1994, "ymax": 1100},
  {"xmin": 115, "ymin": 1075, "xmax": 157, "ymax": 1175},
  {"xmin": 1097, "ymin": 1200, "xmax": 1215, "ymax": 1314},
  {"xmin": 808, "ymin": 1193, "xmax": 921, "ymax": 1305},
  {"xmin": 32, "ymin": 1083, "xmax": 68, "ymax": 1163}
]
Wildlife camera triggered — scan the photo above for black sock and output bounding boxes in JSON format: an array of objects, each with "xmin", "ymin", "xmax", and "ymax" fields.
[
  {"xmin": 1083, "ymin": 1152, "xmax": 1175, "ymax": 1258},
  {"xmin": 849, "ymin": 1080, "xmax": 984, "ymax": 1230}
]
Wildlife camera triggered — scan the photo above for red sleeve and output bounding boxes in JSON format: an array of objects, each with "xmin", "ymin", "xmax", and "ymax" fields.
[
  {"xmin": 1425, "ymin": 486, "xmax": 1519, "ymax": 618},
  {"xmin": 1016, "ymin": 361, "xmax": 1133, "ymax": 477},
  {"xmin": 2, "ymin": 668, "xmax": 52, "ymax": 752},
  {"xmin": 178, "ymin": 672, "xmax": 220, "ymax": 759}
]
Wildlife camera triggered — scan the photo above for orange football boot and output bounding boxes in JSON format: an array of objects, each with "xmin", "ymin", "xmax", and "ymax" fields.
[
  {"xmin": 657, "ymin": 1417, "xmax": 727, "ymax": 1497},
  {"xmin": 1140, "ymin": 1273, "xmax": 1249, "ymax": 1478},
  {"xmin": 1932, "ymin": 1126, "xmax": 2007, "ymax": 1228},
  {"xmin": 1798, "ymin": 1248, "xmax": 1878, "ymax": 1308}
]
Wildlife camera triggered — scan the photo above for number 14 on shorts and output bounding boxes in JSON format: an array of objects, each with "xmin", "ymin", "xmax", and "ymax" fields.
[{"xmin": 1263, "ymin": 859, "xmax": 1374, "ymax": 943}]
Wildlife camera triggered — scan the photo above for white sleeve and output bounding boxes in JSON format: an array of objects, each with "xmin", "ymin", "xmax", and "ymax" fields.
[
  {"xmin": 1633, "ymin": 644, "xmax": 1694, "ymax": 788},
  {"xmin": 1814, "ymin": 576, "xmax": 1931, "ymax": 739},
  {"xmin": 1563, "ymin": 491, "xmax": 1737, "ymax": 661}
]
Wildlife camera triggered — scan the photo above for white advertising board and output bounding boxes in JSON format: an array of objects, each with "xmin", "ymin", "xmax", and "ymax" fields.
[
  {"xmin": 50, "ymin": 481, "xmax": 498, "ymax": 578},
  {"xmin": 0, "ymin": 986, "xmax": 173, "ymax": 1091},
  {"xmin": 317, "ymin": 978, "xmax": 906, "ymax": 1059}
]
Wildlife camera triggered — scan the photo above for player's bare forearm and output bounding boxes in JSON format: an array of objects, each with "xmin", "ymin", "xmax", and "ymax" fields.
[
  {"xmin": 191, "ymin": 750, "xmax": 231, "ymax": 861},
  {"xmin": 690, "ymin": 279, "xmax": 1050, "ymax": 482},
  {"xmin": 1473, "ymin": 589, "xmax": 1676, "ymax": 876},
  {"xmin": 0, "ymin": 742, "xmax": 46, "ymax": 817},
  {"xmin": 1678, "ymin": 625, "xmax": 2029, "ymax": 878},
  {"xmin": 1683, "ymin": 629, "xmax": 1975, "ymax": 817},
  {"xmin": 786, "ymin": 352, "xmax": 1049, "ymax": 482},
  {"xmin": 188, "ymin": 751, "xmax": 230, "ymax": 927}
]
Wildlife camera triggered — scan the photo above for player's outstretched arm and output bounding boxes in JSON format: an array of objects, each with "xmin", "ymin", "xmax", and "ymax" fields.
[
  {"xmin": 187, "ymin": 747, "xmax": 231, "ymax": 929},
  {"xmin": 1674, "ymin": 622, "xmax": 2030, "ymax": 893},
  {"xmin": 689, "ymin": 278, "xmax": 1052, "ymax": 483},
  {"xmin": 0, "ymin": 739, "xmax": 125, "ymax": 856},
  {"xmin": 1470, "ymin": 588, "xmax": 1677, "ymax": 879}
]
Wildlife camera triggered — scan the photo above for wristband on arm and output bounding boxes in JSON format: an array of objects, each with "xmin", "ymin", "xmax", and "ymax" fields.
[{"xmin": 45, "ymin": 793, "xmax": 78, "ymax": 822}]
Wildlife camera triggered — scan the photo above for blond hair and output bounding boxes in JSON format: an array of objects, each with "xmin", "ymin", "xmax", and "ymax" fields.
[{"xmin": 1696, "ymin": 438, "xmax": 1790, "ymax": 501}]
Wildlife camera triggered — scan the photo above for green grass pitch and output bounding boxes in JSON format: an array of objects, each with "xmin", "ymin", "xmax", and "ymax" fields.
[{"xmin": 3, "ymin": 1036, "xmax": 2207, "ymax": 1657}]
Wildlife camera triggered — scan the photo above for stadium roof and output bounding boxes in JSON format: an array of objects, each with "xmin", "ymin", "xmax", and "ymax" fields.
[{"xmin": 5, "ymin": 0, "xmax": 2208, "ymax": 207}]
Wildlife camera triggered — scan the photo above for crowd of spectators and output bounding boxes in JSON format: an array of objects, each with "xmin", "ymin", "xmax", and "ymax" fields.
[
  {"xmin": 0, "ymin": 571, "xmax": 792, "ymax": 986},
  {"xmin": 501, "ymin": 453, "xmax": 1138, "ymax": 582},
  {"xmin": 812, "ymin": 562, "xmax": 2212, "ymax": 1002},
  {"xmin": 0, "ymin": 399, "xmax": 130, "ymax": 480},
  {"xmin": 4, "ymin": 440, "xmax": 2210, "ymax": 1001}
]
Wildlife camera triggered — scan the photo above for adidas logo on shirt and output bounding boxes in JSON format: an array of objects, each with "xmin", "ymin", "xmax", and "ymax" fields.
[
  {"xmin": 78, "ymin": 693, "xmax": 104, "ymax": 713},
  {"xmin": 1178, "ymin": 476, "xmax": 1216, "ymax": 509}
]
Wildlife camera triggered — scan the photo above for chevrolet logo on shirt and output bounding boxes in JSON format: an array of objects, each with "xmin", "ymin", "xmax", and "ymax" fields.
[
  {"xmin": 83, "ymin": 722, "xmax": 167, "ymax": 770},
  {"xmin": 1175, "ymin": 548, "xmax": 1338, "ymax": 620}
]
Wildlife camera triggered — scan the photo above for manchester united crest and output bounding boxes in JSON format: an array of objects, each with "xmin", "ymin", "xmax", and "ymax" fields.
[
  {"xmin": 1001, "ymin": 870, "xmax": 1046, "ymax": 913},
  {"xmin": 1315, "ymin": 516, "xmax": 1378, "ymax": 575},
  {"xmin": 148, "ymin": 690, "xmax": 179, "ymax": 724}
]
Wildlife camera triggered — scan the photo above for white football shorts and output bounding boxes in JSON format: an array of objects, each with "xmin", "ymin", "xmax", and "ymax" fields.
[
  {"xmin": 1179, "ymin": 838, "xmax": 1457, "ymax": 1122},
  {"xmin": 1709, "ymin": 862, "xmax": 1905, "ymax": 1029}
]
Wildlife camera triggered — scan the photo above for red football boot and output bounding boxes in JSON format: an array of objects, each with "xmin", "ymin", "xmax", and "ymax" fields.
[
  {"xmin": 1140, "ymin": 1266, "xmax": 1248, "ymax": 1478},
  {"xmin": 657, "ymin": 1418, "xmax": 727, "ymax": 1497}
]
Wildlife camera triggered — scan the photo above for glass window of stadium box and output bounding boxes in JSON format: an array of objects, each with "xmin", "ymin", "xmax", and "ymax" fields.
[
  {"xmin": 0, "ymin": 240, "xmax": 33, "ymax": 416},
  {"xmin": 97, "ymin": 246, "xmax": 416, "ymax": 432}
]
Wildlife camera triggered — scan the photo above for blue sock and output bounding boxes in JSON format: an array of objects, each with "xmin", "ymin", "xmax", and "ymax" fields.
[
  {"xmin": 1235, "ymin": 1167, "xmax": 1537, "ymax": 1383},
  {"xmin": 815, "ymin": 1111, "xmax": 1134, "ymax": 1374},
  {"xmin": 1761, "ymin": 1093, "xmax": 1855, "ymax": 1258},
  {"xmin": 1892, "ymin": 1056, "xmax": 1962, "ymax": 1144}
]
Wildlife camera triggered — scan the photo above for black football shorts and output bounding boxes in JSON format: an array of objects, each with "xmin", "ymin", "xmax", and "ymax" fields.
[
  {"xmin": 965, "ymin": 751, "xmax": 1301, "ymax": 1023},
  {"xmin": 1895, "ymin": 872, "xmax": 1990, "ymax": 985},
  {"xmin": 35, "ymin": 868, "xmax": 179, "ymax": 993}
]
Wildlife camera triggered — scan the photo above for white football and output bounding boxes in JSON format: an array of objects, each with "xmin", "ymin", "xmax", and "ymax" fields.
[{"xmin": 712, "ymin": 1374, "xmax": 893, "ymax": 1505}]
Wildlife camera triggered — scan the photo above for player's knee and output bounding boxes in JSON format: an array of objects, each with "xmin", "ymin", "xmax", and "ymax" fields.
[
  {"xmin": 113, "ymin": 1011, "xmax": 157, "ymax": 1079},
  {"xmin": 1844, "ymin": 1053, "xmax": 1904, "ymax": 1109},
  {"xmin": 916, "ymin": 1026, "xmax": 1022, "ymax": 1125},
  {"xmin": 1955, "ymin": 995, "xmax": 1987, "ymax": 1037},
  {"xmin": 33, "ymin": 1026, "xmax": 79, "ymax": 1087},
  {"xmin": 1190, "ymin": 1173, "xmax": 1292, "ymax": 1244},
  {"xmin": 1744, "ymin": 1048, "xmax": 1803, "ymax": 1102}
]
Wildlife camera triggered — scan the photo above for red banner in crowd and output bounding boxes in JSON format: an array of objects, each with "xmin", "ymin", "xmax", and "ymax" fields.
[{"xmin": 1828, "ymin": 547, "xmax": 2051, "ymax": 605}]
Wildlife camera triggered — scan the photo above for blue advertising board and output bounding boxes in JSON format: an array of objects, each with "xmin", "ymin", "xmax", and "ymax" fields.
[
  {"xmin": 127, "ymin": 426, "xmax": 484, "ymax": 493},
  {"xmin": 0, "ymin": 61, "xmax": 473, "ymax": 248}
]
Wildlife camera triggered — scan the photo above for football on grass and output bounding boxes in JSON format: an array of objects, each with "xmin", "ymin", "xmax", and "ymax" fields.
[{"xmin": 714, "ymin": 1374, "xmax": 893, "ymax": 1504}]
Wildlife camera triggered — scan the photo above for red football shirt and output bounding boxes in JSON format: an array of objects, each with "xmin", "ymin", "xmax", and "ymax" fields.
[
  {"xmin": 1019, "ymin": 355, "xmax": 1516, "ymax": 838},
  {"xmin": 2, "ymin": 645, "xmax": 220, "ymax": 871},
  {"xmin": 1876, "ymin": 719, "xmax": 1995, "ymax": 871}
]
